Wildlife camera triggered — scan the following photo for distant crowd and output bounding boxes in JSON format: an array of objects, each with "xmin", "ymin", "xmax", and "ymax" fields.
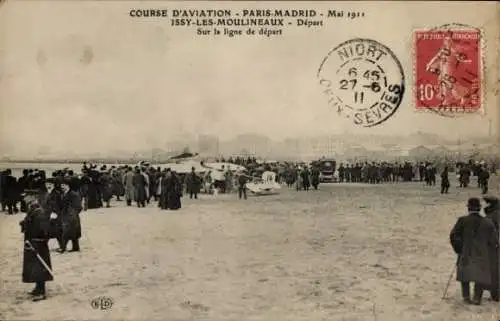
[{"xmin": 0, "ymin": 157, "xmax": 496, "ymax": 215}]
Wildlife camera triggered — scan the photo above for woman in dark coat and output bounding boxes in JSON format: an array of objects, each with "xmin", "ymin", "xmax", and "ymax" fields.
[
  {"xmin": 84, "ymin": 169, "xmax": 101, "ymax": 209},
  {"xmin": 20, "ymin": 193, "xmax": 53, "ymax": 301},
  {"xmin": 159, "ymin": 170, "xmax": 168, "ymax": 209}
]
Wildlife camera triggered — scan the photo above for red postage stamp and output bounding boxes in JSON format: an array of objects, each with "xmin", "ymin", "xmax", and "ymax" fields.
[{"xmin": 414, "ymin": 28, "xmax": 481, "ymax": 112}]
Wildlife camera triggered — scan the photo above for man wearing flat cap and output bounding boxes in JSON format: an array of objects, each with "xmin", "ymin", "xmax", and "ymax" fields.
[
  {"xmin": 484, "ymin": 196, "xmax": 500, "ymax": 301},
  {"xmin": 450, "ymin": 197, "xmax": 499, "ymax": 305}
]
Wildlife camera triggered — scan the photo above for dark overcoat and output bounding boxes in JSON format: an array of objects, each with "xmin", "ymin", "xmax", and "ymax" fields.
[
  {"xmin": 40, "ymin": 189, "xmax": 63, "ymax": 239},
  {"xmin": 61, "ymin": 191, "xmax": 82, "ymax": 240},
  {"xmin": 132, "ymin": 173, "xmax": 147, "ymax": 202},
  {"xmin": 185, "ymin": 172, "xmax": 201, "ymax": 194},
  {"xmin": 450, "ymin": 212, "xmax": 498, "ymax": 285},
  {"xmin": 441, "ymin": 170, "xmax": 450, "ymax": 187},
  {"xmin": 21, "ymin": 204, "xmax": 53, "ymax": 283},
  {"xmin": 111, "ymin": 171, "xmax": 125, "ymax": 197},
  {"xmin": 485, "ymin": 206, "xmax": 500, "ymax": 291},
  {"xmin": 99, "ymin": 173, "xmax": 114, "ymax": 202}
]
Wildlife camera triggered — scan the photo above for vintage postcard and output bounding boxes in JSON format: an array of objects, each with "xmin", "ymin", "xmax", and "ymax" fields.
[{"xmin": 0, "ymin": 1, "xmax": 499, "ymax": 320}]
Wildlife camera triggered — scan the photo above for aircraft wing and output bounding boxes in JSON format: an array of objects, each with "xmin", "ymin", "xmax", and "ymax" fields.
[{"xmin": 169, "ymin": 152, "xmax": 200, "ymax": 161}]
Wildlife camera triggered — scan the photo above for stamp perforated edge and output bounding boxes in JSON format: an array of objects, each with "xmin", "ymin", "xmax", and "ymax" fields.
[{"xmin": 411, "ymin": 23, "xmax": 486, "ymax": 117}]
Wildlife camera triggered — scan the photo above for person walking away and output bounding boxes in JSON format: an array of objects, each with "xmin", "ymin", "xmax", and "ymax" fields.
[
  {"xmin": 59, "ymin": 179, "xmax": 83, "ymax": 253},
  {"xmin": 478, "ymin": 165, "xmax": 490, "ymax": 195},
  {"xmin": 237, "ymin": 171, "xmax": 248, "ymax": 200},
  {"xmin": 484, "ymin": 196, "xmax": 500, "ymax": 301},
  {"xmin": 20, "ymin": 192, "xmax": 53, "ymax": 301},
  {"xmin": 429, "ymin": 165, "xmax": 437, "ymax": 186},
  {"xmin": 132, "ymin": 168, "xmax": 147, "ymax": 208},
  {"xmin": 459, "ymin": 165, "xmax": 471, "ymax": 188},
  {"xmin": 450, "ymin": 197, "xmax": 499, "ymax": 305},
  {"xmin": 440, "ymin": 166, "xmax": 450, "ymax": 194}
]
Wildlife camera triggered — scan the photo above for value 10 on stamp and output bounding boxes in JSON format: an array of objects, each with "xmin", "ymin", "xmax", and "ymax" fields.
[{"xmin": 414, "ymin": 26, "xmax": 482, "ymax": 113}]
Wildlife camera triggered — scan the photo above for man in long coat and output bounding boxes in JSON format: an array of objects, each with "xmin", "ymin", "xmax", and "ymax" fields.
[
  {"xmin": 311, "ymin": 167, "xmax": 320, "ymax": 190},
  {"xmin": 40, "ymin": 178, "xmax": 64, "ymax": 250},
  {"xmin": 111, "ymin": 168, "xmax": 125, "ymax": 201},
  {"xmin": 237, "ymin": 171, "xmax": 248, "ymax": 200},
  {"xmin": 484, "ymin": 196, "xmax": 500, "ymax": 301},
  {"xmin": 159, "ymin": 170, "xmax": 170, "ymax": 210},
  {"xmin": 132, "ymin": 168, "xmax": 147, "ymax": 208},
  {"xmin": 450, "ymin": 197, "xmax": 499, "ymax": 305},
  {"xmin": 3, "ymin": 169, "xmax": 20, "ymax": 214},
  {"xmin": 59, "ymin": 179, "xmax": 83, "ymax": 253},
  {"xmin": 186, "ymin": 167, "xmax": 201, "ymax": 199},
  {"xmin": 99, "ymin": 169, "xmax": 113, "ymax": 208},
  {"xmin": 20, "ymin": 193, "xmax": 53, "ymax": 301},
  {"xmin": 123, "ymin": 167, "xmax": 135, "ymax": 206},
  {"xmin": 440, "ymin": 166, "xmax": 450, "ymax": 194},
  {"xmin": 478, "ymin": 165, "xmax": 490, "ymax": 195}
]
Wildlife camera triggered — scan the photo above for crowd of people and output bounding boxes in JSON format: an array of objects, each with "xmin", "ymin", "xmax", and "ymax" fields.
[
  {"xmin": 2, "ymin": 156, "xmax": 497, "ymax": 302},
  {"xmin": 0, "ymin": 158, "xmax": 496, "ymax": 215}
]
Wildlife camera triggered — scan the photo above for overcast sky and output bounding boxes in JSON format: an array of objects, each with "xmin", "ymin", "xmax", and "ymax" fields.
[{"xmin": 1, "ymin": 1, "xmax": 498, "ymax": 156}]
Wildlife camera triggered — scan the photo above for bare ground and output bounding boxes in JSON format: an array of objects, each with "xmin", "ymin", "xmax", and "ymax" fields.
[{"xmin": 1, "ymin": 178, "xmax": 499, "ymax": 321}]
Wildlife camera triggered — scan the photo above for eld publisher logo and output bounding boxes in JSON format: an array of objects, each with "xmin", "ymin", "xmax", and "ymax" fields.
[{"xmin": 90, "ymin": 296, "xmax": 114, "ymax": 310}]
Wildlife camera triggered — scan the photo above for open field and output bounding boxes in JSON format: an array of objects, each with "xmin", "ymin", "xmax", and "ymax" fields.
[{"xmin": 1, "ymin": 179, "xmax": 499, "ymax": 321}]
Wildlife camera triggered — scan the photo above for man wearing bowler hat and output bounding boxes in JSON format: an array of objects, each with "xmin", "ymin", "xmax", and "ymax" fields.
[
  {"xmin": 59, "ymin": 178, "xmax": 82, "ymax": 253},
  {"xmin": 40, "ymin": 177, "xmax": 64, "ymax": 251},
  {"xmin": 484, "ymin": 196, "xmax": 500, "ymax": 301},
  {"xmin": 450, "ymin": 197, "xmax": 498, "ymax": 305}
]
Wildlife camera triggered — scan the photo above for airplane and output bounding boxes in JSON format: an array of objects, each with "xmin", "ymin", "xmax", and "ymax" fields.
[
  {"xmin": 168, "ymin": 152, "xmax": 200, "ymax": 162},
  {"xmin": 245, "ymin": 171, "xmax": 281, "ymax": 196}
]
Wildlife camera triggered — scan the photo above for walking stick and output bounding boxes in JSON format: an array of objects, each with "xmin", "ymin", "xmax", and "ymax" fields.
[
  {"xmin": 442, "ymin": 263, "xmax": 457, "ymax": 300},
  {"xmin": 25, "ymin": 240, "xmax": 55, "ymax": 279}
]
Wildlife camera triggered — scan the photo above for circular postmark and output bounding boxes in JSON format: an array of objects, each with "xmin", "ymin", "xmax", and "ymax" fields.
[
  {"xmin": 318, "ymin": 38, "xmax": 405, "ymax": 127},
  {"xmin": 414, "ymin": 23, "xmax": 482, "ymax": 118}
]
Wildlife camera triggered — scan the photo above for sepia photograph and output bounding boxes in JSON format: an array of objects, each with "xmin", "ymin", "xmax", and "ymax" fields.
[{"xmin": 0, "ymin": 1, "xmax": 499, "ymax": 320}]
